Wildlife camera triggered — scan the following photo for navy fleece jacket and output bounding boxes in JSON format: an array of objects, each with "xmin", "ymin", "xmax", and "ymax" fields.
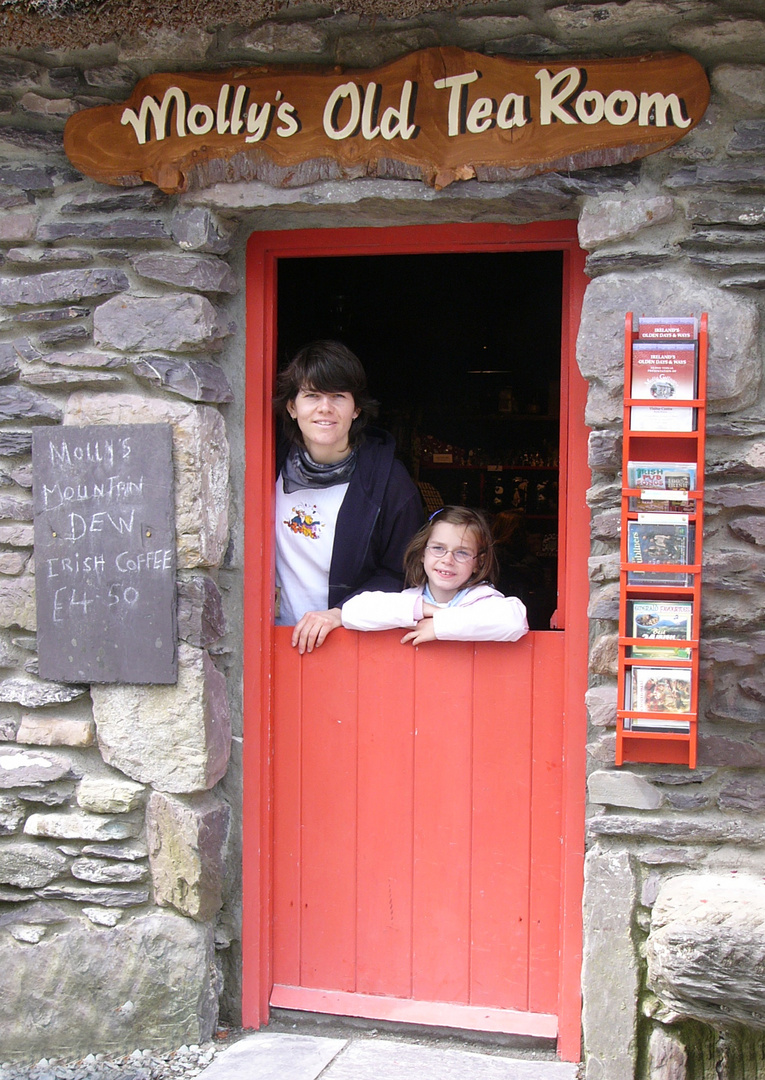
[{"xmin": 277, "ymin": 428, "xmax": 424, "ymax": 610}]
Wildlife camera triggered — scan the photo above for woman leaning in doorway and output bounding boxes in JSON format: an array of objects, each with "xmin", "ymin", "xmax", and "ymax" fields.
[{"xmin": 274, "ymin": 340, "xmax": 424, "ymax": 654}]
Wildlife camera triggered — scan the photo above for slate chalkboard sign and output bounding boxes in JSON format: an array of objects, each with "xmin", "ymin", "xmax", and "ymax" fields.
[{"xmin": 33, "ymin": 424, "xmax": 177, "ymax": 684}]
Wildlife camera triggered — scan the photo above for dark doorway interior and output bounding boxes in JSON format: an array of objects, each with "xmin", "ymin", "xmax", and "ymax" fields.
[{"xmin": 277, "ymin": 250, "xmax": 563, "ymax": 629}]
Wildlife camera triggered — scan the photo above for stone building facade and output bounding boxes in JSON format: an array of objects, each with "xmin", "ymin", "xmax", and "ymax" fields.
[{"xmin": 0, "ymin": 3, "xmax": 764, "ymax": 1079}]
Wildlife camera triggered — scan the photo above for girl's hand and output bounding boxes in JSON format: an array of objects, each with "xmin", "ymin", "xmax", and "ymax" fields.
[
  {"xmin": 291, "ymin": 608, "xmax": 343, "ymax": 654},
  {"xmin": 401, "ymin": 618, "xmax": 437, "ymax": 646},
  {"xmin": 421, "ymin": 601, "xmax": 438, "ymax": 618}
]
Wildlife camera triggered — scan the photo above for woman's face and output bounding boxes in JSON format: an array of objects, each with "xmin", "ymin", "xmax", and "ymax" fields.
[{"xmin": 287, "ymin": 386, "xmax": 360, "ymax": 464}]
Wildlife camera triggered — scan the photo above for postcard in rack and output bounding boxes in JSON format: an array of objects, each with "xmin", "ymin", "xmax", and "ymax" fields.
[
  {"xmin": 637, "ymin": 316, "xmax": 698, "ymax": 341},
  {"xmin": 631, "ymin": 666, "xmax": 692, "ymax": 714},
  {"xmin": 626, "ymin": 460, "xmax": 697, "ymax": 512},
  {"xmin": 627, "ymin": 516, "xmax": 692, "ymax": 585},
  {"xmin": 629, "ymin": 600, "xmax": 693, "ymax": 659},
  {"xmin": 631, "ymin": 342, "xmax": 697, "ymax": 431},
  {"xmin": 623, "ymin": 716, "xmax": 692, "ymax": 733}
]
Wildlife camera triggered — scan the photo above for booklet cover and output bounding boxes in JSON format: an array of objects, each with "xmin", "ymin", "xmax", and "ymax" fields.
[
  {"xmin": 630, "ymin": 666, "xmax": 692, "ymax": 715},
  {"xmin": 631, "ymin": 342, "xmax": 697, "ymax": 431},
  {"xmin": 637, "ymin": 316, "xmax": 698, "ymax": 341},
  {"xmin": 627, "ymin": 518, "xmax": 692, "ymax": 586},
  {"xmin": 629, "ymin": 600, "xmax": 693, "ymax": 659},
  {"xmin": 626, "ymin": 460, "xmax": 697, "ymax": 512}
]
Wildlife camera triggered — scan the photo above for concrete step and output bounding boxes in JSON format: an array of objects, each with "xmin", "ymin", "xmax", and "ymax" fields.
[{"xmin": 198, "ymin": 1032, "xmax": 580, "ymax": 1080}]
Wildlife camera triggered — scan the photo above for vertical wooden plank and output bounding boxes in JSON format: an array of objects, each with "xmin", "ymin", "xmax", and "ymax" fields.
[
  {"xmin": 356, "ymin": 633, "xmax": 416, "ymax": 997},
  {"xmin": 299, "ymin": 632, "xmax": 359, "ymax": 991},
  {"xmin": 470, "ymin": 636, "xmax": 534, "ymax": 1010},
  {"xmin": 528, "ymin": 632, "xmax": 565, "ymax": 1014},
  {"xmin": 272, "ymin": 627, "xmax": 302, "ymax": 987},
  {"xmin": 412, "ymin": 642, "xmax": 475, "ymax": 1004}
]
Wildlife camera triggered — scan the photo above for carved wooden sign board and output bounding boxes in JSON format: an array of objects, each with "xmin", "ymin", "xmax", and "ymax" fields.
[
  {"xmin": 63, "ymin": 47, "xmax": 710, "ymax": 193},
  {"xmin": 33, "ymin": 424, "xmax": 177, "ymax": 685}
]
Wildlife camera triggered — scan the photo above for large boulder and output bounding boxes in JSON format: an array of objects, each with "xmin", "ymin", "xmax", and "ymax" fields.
[
  {"xmin": 647, "ymin": 872, "xmax": 765, "ymax": 1028},
  {"xmin": 0, "ymin": 910, "xmax": 218, "ymax": 1059}
]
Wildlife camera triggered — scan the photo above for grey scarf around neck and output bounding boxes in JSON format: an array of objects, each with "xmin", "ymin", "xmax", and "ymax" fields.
[{"xmin": 281, "ymin": 443, "xmax": 358, "ymax": 494}]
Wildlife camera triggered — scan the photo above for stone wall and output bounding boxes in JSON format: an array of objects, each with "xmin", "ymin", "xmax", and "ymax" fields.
[{"xmin": 1, "ymin": 2, "xmax": 765, "ymax": 1076}]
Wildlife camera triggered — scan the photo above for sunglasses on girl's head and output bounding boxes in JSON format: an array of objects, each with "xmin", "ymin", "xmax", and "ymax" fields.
[{"xmin": 425, "ymin": 543, "xmax": 478, "ymax": 564}]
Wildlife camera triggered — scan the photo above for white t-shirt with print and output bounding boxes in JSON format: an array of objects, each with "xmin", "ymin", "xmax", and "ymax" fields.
[{"xmin": 275, "ymin": 478, "xmax": 350, "ymax": 626}]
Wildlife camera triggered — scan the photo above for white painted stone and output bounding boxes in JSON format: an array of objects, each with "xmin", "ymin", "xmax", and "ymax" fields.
[
  {"xmin": 24, "ymin": 809, "xmax": 141, "ymax": 841},
  {"xmin": 64, "ymin": 393, "xmax": 230, "ymax": 568},
  {"xmin": 77, "ymin": 777, "xmax": 145, "ymax": 813},
  {"xmin": 82, "ymin": 905, "xmax": 122, "ymax": 926},
  {"xmin": 588, "ymin": 769, "xmax": 663, "ymax": 810},
  {"xmin": 647, "ymin": 873, "xmax": 765, "ymax": 1029},
  {"xmin": 0, "ymin": 748, "xmax": 73, "ymax": 788},
  {"xmin": 92, "ymin": 643, "xmax": 231, "ymax": 793},
  {"xmin": 582, "ymin": 847, "xmax": 639, "ymax": 1080},
  {"xmin": 0, "ymin": 676, "xmax": 85, "ymax": 707}
]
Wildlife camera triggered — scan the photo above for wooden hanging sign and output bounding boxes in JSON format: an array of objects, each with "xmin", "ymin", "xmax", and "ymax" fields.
[{"xmin": 64, "ymin": 47, "xmax": 709, "ymax": 193}]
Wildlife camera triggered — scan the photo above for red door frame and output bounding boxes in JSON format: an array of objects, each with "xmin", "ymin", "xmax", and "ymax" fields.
[{"xmin": 242, "ymin": 222, "xmax": 589, "ymax": 1062}]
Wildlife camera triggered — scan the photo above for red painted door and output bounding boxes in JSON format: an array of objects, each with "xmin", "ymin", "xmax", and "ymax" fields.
[{"xmin": 242, "ymin": 223, "xmax": 589, "ymax": 1062}]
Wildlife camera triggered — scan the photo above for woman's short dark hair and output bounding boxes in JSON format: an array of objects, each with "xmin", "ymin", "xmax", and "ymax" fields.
[
  {"xmin": 403, "ymin": 506, "xmax": 498, "ymax": 589},
  {"xmin": 274, "ymin": 340, "xmax": 379, "ymax": 447}
]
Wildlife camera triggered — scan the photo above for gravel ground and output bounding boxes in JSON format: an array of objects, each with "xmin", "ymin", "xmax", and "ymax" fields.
[{"xmin": 0, "ymin": 1029, "xmax": 239, "ymax": 1080}]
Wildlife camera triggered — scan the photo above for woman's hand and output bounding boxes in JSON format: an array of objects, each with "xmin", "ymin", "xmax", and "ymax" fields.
[
  {"xmin": 291, "ymin": 608, "xmax": 343, "ymax": 654},
  {"xmin": 401, "ymin": 617, "xmax": 437, "ymax": 646}
]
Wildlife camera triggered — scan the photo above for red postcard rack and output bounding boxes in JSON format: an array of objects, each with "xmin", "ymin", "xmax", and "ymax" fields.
[{"xmin": 616, "ymin": 312, "xmax": 707, "ymax": 768}]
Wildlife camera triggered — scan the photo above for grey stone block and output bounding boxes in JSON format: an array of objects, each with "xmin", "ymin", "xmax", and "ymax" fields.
[
  {"xmin": 0, "ymin": 839, "xmax": 68, "ymax": 887},
  {"xmin": 92, "ymin": 643, "xmax": 231, "ymax": 793},
  {"xmin": 588, "ymin": 769, "xmax": 663, "ymax": 810},
  {"xmin": 93, "ymin": 293, "xmax": 229, "ymax": 353},
  {"xmin": 170, "ymin": 207, "xmax": 235, "ymax": 254},
  {"xmin": 0, "ymin": 268, "xmax": 128, "ymax": 306},
  {"xmin": 0, "ymin": 386, "xmax": 61, "ymax": 423},
  {"xmin": 37, "ymin": 219, "xmax": 169, "ymax": 242},
  {"xmin": 132, "ymin": 252, "xmax": 238, "ymax": 294},
  {"xmin": 130, "ymin": 356, "xmax": 233, "ymax": 403},
  {"xmin": 582, "ymin": 847, "xmax": 639, "ymax": 1080},
  {"xmin": 0, "ymin": 910, "xmax": 218, "ymax": 1057},
  {"xmin": 147, "ymin": 790, "xmax": 230, "ymax": 921}
]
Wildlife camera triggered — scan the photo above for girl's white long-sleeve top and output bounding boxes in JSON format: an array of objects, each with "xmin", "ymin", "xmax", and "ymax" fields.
[{"xmin": 341, "ymin": 583, "xmax": 529, "ymax": 642}]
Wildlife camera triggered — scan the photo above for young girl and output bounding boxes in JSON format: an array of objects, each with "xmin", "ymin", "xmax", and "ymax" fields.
[{"xmin": 341, "ymin": 506, "xmax": 528, "ymax": 646}]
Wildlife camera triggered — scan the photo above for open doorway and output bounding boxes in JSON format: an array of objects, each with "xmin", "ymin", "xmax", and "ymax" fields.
[
  {"xmin": 242, "ymin": 222, "xmax": 589, "ymax": 1062},
  {"xmin": 277, "ymin": 251, "xmax": 563, "ymax": 628}
]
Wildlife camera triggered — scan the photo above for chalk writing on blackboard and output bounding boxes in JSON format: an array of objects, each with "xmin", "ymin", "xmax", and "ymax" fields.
[{"xmin": 33, "ymin": 424, "xmax": 177, "ymax": 684}]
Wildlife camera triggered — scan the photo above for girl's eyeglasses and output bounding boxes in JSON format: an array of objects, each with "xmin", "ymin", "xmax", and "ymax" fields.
[{"xmin": 425, "ymin": 544, "xmax": 478, "ymax": 564}]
